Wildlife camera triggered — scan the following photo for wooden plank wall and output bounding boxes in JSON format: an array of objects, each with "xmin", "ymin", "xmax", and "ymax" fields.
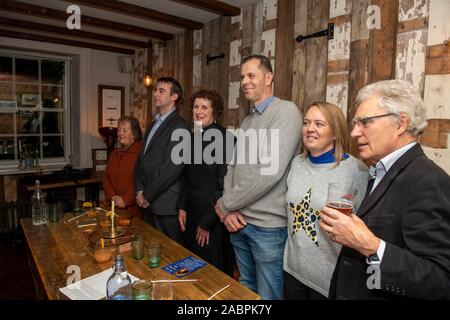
[
  {"xmin": 229, "ymin": 0, "xmax": 279, "ymax": 127},
  {"xmin": 129, "ymin": 0, "xmax": 450, "ymax": 172},
  {"xmin": 422, "ymin": 0, "xmax": 450, "ymax": 172},
  {"xmin": 304, "ymin": 0, "xmax": 331, "ymax": 113},
  {"xmin": 199, "ymin": 17, "xmax": 232, "ymax": 127},
  {"xmin": 274, "ymin": 0, "xmax": 295, "ymax": 101},
  {"xmin": 326, "ymin": 0, "xmax": 352, "ymax": 115}
]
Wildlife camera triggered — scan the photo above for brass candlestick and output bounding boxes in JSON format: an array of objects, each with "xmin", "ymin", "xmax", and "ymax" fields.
[{"xmin": 101, "ymin": 200, "xmax": 125, "ymax": 239}]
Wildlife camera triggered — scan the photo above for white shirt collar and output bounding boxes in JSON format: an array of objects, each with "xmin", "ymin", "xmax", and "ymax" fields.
[{"xmin": 378, "ymin": 142, "xmax": 417, "ymax": 173}]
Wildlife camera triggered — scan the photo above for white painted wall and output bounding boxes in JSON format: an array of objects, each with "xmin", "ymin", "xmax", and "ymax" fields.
[
  {"xmin": 90, "ymin": 50, "xmax": 132, "ymax": 151},
  {"xmin": 0, "ymin": 36, "xmax": 131, "ymax": 168}
]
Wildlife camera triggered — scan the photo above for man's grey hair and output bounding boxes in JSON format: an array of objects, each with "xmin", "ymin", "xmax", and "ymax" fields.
[{"xmin": 356, "ymin": 79, "xmax": 428, "ymax": 135}]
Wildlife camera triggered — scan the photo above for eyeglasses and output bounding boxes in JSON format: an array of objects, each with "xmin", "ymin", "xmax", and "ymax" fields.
[{"xmin": 352, "ymin": 113, "xmax": 395, "ymax": 128}]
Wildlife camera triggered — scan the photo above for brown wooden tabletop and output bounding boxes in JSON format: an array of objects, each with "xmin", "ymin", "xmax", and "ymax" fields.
[{"xmin": 21, "ymin": 214, "xmax": 260, "ymax": 300}]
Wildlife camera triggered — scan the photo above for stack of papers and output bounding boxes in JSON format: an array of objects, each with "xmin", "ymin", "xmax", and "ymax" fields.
[{"xmin": 59, "ymin": 268, "xmax": 139, "ymax": 300}]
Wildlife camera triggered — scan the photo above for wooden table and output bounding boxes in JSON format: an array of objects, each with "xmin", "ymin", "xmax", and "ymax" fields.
[{"xmin": 21, "ymin": 215, "xmax": 260, "ymax": 300}]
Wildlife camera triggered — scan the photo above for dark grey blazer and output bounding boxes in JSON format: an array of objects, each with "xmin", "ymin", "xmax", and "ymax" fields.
[
  {"xmin": 331, "ymin": 144, "xmax": 450, "ymax": 300},
  {"xmin": 135, "ymin": 110, "xmax": 189, "ymax": 216}
]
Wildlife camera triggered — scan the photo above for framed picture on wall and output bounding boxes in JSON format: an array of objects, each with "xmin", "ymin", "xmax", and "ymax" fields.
[
  {"xmin": 21, "ymin": 93, "xmax": 40, "ymax": 106},
  {"xmin": 92, "ymin": 148, "xmax": 108, "ymax": 172},
  {"xmin": 98, "ymin": 85, "xmax": 124, "ymax": 128}
]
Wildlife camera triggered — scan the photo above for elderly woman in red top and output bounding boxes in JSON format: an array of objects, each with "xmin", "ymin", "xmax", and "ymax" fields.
[{"xmin": 103, "ymin": 116, "xmax": 143, "ymax": 219}]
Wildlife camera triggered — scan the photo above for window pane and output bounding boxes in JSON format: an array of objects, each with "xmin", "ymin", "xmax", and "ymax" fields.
[
  {"xmin": 42, "ymin": 86, "xmax": 63, "ymax": 109},
  {"xmin": 19, "ymin": 136, "xmax": 40, "ymax": 159},
  {"xmin": 0, "ymin": 56, "xmax": 13, "ymax": 81},
  {"xmin": 16, "ymin": 84, "xmax": 40, "ymax": 108},
  {"xmin": 0, "ymin": 112, "xmax": 14, "ymax": 134},
  {"xmin": 17, "ymin": 110, "xmax": 40, "ymax": 134},
  {"xmin": 41, "ymin": 60, "xmax": 65, "ymax": 84},
  {"xmin": 43, "ymin": 136, "xmax": 64, "ymax": 158},
  {"xmin": 43, "ymin": 112, "xmax": 63, "ymax": 134},
  {"xmin": 0, "ymin": 138, "xmax": 15, "ymax": 160},
  {"xmin": 16, "ymin": 58, "xmax": 39, "ymax": 82},
  {"xmin": 0, "ymin": 83, "xmax": 13, "ymax": 101}
]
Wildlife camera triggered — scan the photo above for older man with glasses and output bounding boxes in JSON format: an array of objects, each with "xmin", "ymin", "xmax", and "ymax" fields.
[{"xmin": 320, "ymin": 79, "xmax": 450, "ymax": 300}]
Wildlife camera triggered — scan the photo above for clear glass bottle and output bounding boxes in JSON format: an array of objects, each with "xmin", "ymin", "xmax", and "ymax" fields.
[
  {"xmin": 106, "ymin": 255, "xmax": 132, "ymax": 300},
  {"xmin": 31, "ymin": 180, "xmax": 48, "ymax": 225}
]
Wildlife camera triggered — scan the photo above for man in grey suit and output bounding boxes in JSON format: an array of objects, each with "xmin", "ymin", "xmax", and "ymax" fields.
[{"xmin": 135, "ymin": 77, "xmax": 189, "ymax": 244}]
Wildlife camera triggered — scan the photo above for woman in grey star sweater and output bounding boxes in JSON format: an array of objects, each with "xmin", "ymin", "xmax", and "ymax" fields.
[{"xmin": 283, "ymin": 102, "xmax": 369, "ymax": 299}]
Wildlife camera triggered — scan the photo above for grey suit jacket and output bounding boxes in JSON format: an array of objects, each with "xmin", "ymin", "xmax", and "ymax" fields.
[{"xmin": 135, "ymin": 110, "xmax": 189, "ymax": 215}]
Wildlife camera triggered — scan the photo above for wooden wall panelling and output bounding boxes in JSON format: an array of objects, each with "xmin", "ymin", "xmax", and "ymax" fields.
[
  {"xmin": 347, "ymin": 0, "xmax": 370, "ymax": 127},
  {"xmin": 218, "ymin": 17, "xmax": 232, "ymax": 128},
  {"xmin": 202, "ymin": 19, "xmax": 218, "ymax": 95},
  {"xmin": 146, "ymin": 43, "xmax": 154, "ymax": 124},
  {"xmin": 163, "ymin": 40, "xmax": 175, "ymax": 79},
  {"xmin": 153, "ymin": 42, "xmax": 165, "ymax": 79},
  {"xmin": 421, "ymin": 119, "xmax": 450, "ymax": 148},
  {"xmin": 183, "ymin": 30, "xmax": 194, "ymax": 125},
  {"xmin": 426, "ymin": 0, "xmax": 450, "ymax": 46},
  {"xmin": 252, "ymin": 0, "xmax": 263, "ymax": 54},
  {"xmin": 421, "ymin": 0, "xmax": 450, "ymax": 173},
  {"xmin": 326, "ymin": 0, "xmax": 352, "ymax": 114},
  {"xmin": 131, "ymin": 48, "xmax": 150, "ymax": 127},
  {"xmin": 261, "ymin": 0, "xmax": 277, "ymax": 68},
  {"xmin": 291, "ymin": 0, "xmax": 308, "ymax": 114},
  {"xmin": 424, "ymin": 0, "xmax": 450, "ymax": 120},
  {"xmin": 395, "ymin": 0, "xmax": 429, "ymax": 94},
  {"xmin": 261, "ymin": 31, "xmax": 277, "ymax": 68},
  {"xmin": 303, "ymin": 0, "xmax": 330, "ymax": 113},
  {"xmin": 193, "ymin": 30, "xmax": 203, "ymax": 93},
  {"xmin": 228, "ymin": 13, "xmax": 242, "ymax": 128},
  {"xmin": 424, "ymin": 74, "xmax": 450, "ymax": 120},
  {"xmin": 274, "ymin": 0, "xmax": 295, "ymax": 101},
  {"xmin": 368, "ymin": 0, "xmax": 399, "ymax": 83},
  {"xmin": 201, "ymin": 18, "xmax": 231, "ymax": 127},
  {"xmin": 426, "ymin": 42, "xmax": 450, "ymax": 75},
  {"xmin": 237, "ymin": 5, "xmax": 254, "ymax": 126}
]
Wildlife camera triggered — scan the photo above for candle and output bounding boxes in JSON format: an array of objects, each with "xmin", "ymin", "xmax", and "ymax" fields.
[
  {"xmin": 101, "ymin": 238, "xmax": 104, "ymax": 248},
  {"xmin": 111, "ymin": 200, "xmax": 115, "ymax": 229}
]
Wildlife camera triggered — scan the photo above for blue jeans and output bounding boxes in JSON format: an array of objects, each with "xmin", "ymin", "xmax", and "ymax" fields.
[{"xmin": 230, "ymin": 224, "xmax": 287, "ymax": 300}]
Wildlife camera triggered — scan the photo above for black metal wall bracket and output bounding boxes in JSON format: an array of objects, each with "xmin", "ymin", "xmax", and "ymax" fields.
[
  {"xmin": 295, "ymin": 23, "xmax": 334, "ymax": 43},
  {"xmin": 206, "ymin": 53, "xmax": 225, "ymax": 65}
]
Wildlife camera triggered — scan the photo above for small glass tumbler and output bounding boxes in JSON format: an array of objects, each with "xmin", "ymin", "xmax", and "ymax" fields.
[
  {"xmin": 132, "ymin": 280, "xmax": 151, "ymax": 300},
  {"xmin": 147, "ymin": 241, "xmax": 161, "ymax": 268},
  {"xmin": 48, "ymin": 202, "xmax": 63, "ymax": 222},
  {"xmin": 151, "ymin": 282, "xmax": 173, "ymax": 300},
  {"xmin": 131, "ymin": 235, "xmax": 144, "ymax": 260},
  {"xmin": 94, "ymin": 242, "xmax": 112, "ymax": 264}
]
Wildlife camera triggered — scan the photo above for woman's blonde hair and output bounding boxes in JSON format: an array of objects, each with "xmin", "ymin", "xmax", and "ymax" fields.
[{"xmin": 301, "ymin": 101, "xmax": 351, "ymax": 166}]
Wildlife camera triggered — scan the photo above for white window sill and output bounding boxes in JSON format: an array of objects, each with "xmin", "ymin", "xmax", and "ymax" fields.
[{"xmin": 0, "ymin": 163, "xmax": 68, "ymax": 175}]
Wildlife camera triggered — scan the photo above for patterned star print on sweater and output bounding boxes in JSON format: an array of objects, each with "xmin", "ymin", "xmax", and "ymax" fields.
[{"xmin": 287, "ymin": 188, "xmax": 322, "ymax": 246}]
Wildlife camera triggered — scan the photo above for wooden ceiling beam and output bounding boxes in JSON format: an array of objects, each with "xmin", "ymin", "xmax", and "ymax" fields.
[
  {"xmin": 66, "ymin": 0, "xmax": 203, "ymax": 30},
  {"xmin": 0, "ymin": 0, "xmax": 173, "ymax": 40},
  {"xmin": 0, "ymin": 28, "xmax": 135, "ymax": 54},
  {"xmin": 171, "ymin": 0, "xmax": 241, "ymax": 16},
  {"xmin": 0, "ymin": 17, "xmax": 148, "ymax": 47}
]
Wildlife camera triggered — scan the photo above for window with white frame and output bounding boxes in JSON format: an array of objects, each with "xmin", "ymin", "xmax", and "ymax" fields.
[{"xmin": 0, "ymin": 50, "xmax": 70, "ymax": 170}]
